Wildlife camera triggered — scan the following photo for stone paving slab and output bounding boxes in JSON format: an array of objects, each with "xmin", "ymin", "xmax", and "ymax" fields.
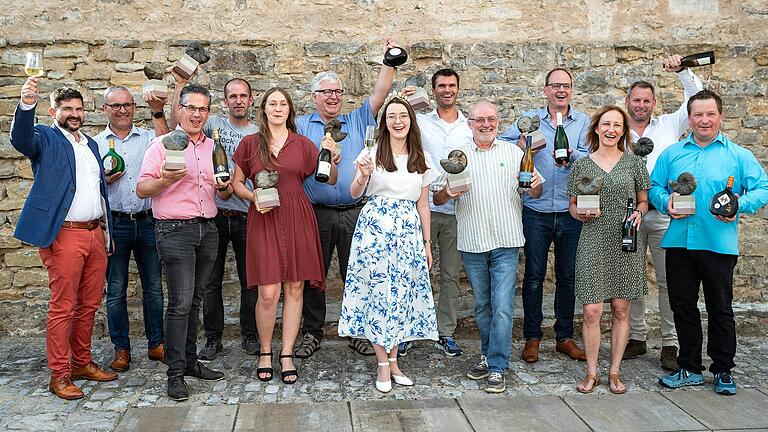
[
  {"xmin": 350, "ymin": 399, "xmax": 472, "ymax": 432},
  {"xmin": 662, "ymin": 387, "xmax": 768, "ymax": 430},
  {"xmin": 235, "ymin": 401, "xmax": 351, "ymax": 432},
  {"xmin": 116, "ymin": 405, "xmax": 237, "ymax": 432},
  {"xmin": 459, "ymin": 395, "xmax": 590, "ymax": 431},
  {"xmin": 563, "ymin": 391, "xmax": 706, "ymax": 432}
]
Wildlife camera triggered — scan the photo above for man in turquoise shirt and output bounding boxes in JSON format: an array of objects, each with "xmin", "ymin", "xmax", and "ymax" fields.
[{"xmin": 651, "ymin": 90, "xmax": 768, "ymax": 395}]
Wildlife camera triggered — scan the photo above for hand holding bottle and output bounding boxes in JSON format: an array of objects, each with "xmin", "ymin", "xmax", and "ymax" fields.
[
  {"xmin": 214, "ymin": 170, "xmax": 233, "ymax": 191},
  {"xmin": 553, "ymin": 148, "xmax": 573, "ymax": 167},
  {"xmin": 105, "ymin": 171, "xmax": 125, "ymax": 184},
  {"xmin": 713, "ymin": 193, "xmax": 739, "ymax": 223},
  {"xmin": 21, "ymin": 77, "xmax": 40, "ymax": 106},
  {"xmin": 662, "ymin": 55, "xmax": 684, "ymax": 73},
  {"xmin": 320, "ymin": 133, "xmax": 337, "ymax": 158}
]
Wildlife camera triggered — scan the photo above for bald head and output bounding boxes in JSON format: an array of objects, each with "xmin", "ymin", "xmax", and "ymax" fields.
[{"xmin": 468, "ymin": 100, "xmax": 499, "ymax": 148}]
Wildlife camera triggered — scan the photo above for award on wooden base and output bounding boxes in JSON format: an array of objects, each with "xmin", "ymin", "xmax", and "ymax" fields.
[
  {"xmin": 255, "ymin": 170, "xmax": 280, "ymax": 209},
  {"xmin": 172, "ymin": 42, "xmax": 211, "ymax": 80},
  {"xmin": 575, "ymin": 175, "xmax": 604, "ymax": 214},
  {"xmin": 440, "ymin": 150, "xmax": 470, "ymax": 194},
  {"xmin": 670, "ymin": 172, "xmax": 697, "ymax": 215},
  {"xmin": 143, "ymin": 62, "xmax": 168, "ymax": 98},
  {"xmin": 162, "ymin": 130, "xmax": 189, "ymax": 171}
]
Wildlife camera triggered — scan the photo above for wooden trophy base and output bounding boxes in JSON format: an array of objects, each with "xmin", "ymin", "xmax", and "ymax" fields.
[
  {"xmin": 172, "ymin": 54, "xmax": 199, "ymax": 80},
  {"xmin": 672, "ymin": 195, "xmax": 696, "ymax": 215},
  {"xmin": 576, "ymin": 195, "xmax": 600, "ymax": 214},
  {"xmin": 529, "ymin": 129, "xmax": 547, "ymax": 151},
  {"xmin": 142, "ymin": 80, "xmax": 168, "ymax": 98},
  {"xmin": 447, "ymin": 171, "xmax": 471, "ymax": 194},
  {"xmin": 256, "ymin": 188, "xmax": 280, "ymax": 209},
  {"xmin": 165, "ymin": 150, "xmax": 186, "ymax": 171},
  {"xmin": 407, "ymin": 88, "xmax": 430, "ymax": 111}
]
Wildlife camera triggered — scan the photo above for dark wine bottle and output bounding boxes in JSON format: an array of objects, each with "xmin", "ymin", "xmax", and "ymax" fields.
[
  {"xmin": 314, "ymin": 133, "xmax": 332, "ymax": 183},
  {"xmin": 709, "ymin": 175, "xmax": 739, "ymax": 218},
  {"xmin": 679, "ymin": 51, "xmax": 715, "ymax": 69},
  {"xmin": 212, "ymin": 128, "xmax": 230, "ymax": 183},
  {"xmin": 621, "ymin": 198, "xmax": 638, "ymax": 253},
  {"xmin": 519, "ymin": 135, "xmax": 534, "ymax": 189},
  {"xmin": 102, "ymin": 138, "xmax": 125, "ymax": 176},
  {"xmin": 554, "ymin": 112, "xmax": 570, "ymax": 165}
]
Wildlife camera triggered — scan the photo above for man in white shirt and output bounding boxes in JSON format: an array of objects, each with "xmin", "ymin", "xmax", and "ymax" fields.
[{"xmin": 623, "ymin": 55, "xmax": 704, "ymax": 370}]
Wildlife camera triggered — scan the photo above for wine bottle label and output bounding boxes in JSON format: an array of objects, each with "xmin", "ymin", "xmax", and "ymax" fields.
[
  {"xmin": 318, "ymin": 161, "xmax": 331, "ymax": 176},
  {"xmin": 103, "ymin": 157, "xmax": 115, "ymax": 171},
  {"xmin": 214, "ymin": 172, "xmax": 230, "ymax": 181},
  {"xmin": 717, "ymin": 194, "xmax": 731, "ymax": 206},
  {"xmin": 215, "ymin": 165, "xmax": 227, "ymax": 174},
  {"xmin": 519, "ymin": 171, "xmax": 533, "ymax": 183},
  {"xmin": 555, "ymin": 148, "xmax": 568, "ymax": 158},
  {"xmin": 622, "ymin": 238, "xmax": 633, "ymax": 245},
  {"xmin": 695, "ymin": 57, "xmax": 712, "ymax": 66}
]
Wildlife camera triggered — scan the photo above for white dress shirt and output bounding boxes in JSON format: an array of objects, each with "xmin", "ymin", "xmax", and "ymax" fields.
[{"xmin": 53, "ymin": 123, "xmax": 103, "ymax": 221}]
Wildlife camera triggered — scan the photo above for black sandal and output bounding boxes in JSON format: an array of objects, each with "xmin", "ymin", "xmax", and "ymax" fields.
[
  {"xmin": 257, "ymin": 352, "xmax": 273, "ymax": 382},
  {"xmin": 348, "ymin": 338, "xmax": 375, "ymax": 356},
  {"xmin": 279, "ymin": 354, "xmax": 298, "ymax": 385}
]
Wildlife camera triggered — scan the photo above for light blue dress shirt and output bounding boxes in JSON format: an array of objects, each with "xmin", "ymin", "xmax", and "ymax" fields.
[
  {"xmin": 649, "ymin": 132, "xmax": 768, "ymax": 256},
  {"xmin": 499, "ymin": 106, "xmax": 590, "ymax": 213},
  {"xmin": 94, "ymin": 125, "xmax": 154, "ymax": 213},
  {"xmin": 298, "ymin": 99, "xmax": 376, "ymax": 206}
]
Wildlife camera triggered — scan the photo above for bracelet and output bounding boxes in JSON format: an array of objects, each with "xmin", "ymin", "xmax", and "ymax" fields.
[{"xmin": 424, "ymin": 239, "xmax": 432, "ymax": 244}]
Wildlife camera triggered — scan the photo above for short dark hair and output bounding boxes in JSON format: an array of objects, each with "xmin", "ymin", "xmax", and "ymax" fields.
[
  {"xmin": 49, "ymin": 87, "xmax": 83, "ymax": 109},
  {"xmin": 431, "ymin": 68, "xmax": 460, "ymax": 89},
  {"xmin": 180, "ymin": 84, "xmax": 211, "ymax": 108},
  {"xmin": 687, "ymin": 89, "xmax": 722, "ymax": 115},
  {"xmin": 627, "ymin": 80, "xmax": 655, "ymax": 98},
  {"xmin": 224, "ymin": 78, "xmax": 252, "ymax": 98},
  {"xmin": 544, "ymin": 68, "xmax": 572, "ymax": 86}
]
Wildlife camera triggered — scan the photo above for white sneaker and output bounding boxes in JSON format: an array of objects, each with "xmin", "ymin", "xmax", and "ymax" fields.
[
  {"xmin": 389, "ymin": 357, "xmax": 413, "ymax": 386},
  {"xmin": 375, "ymin": 362, "xmax": 392, "ymax": 393}
]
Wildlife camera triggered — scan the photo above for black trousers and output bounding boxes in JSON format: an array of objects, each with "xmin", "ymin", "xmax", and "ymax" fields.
[
  {"xmin": 666, "ymin": 248, "xmax": 738, "ymax": 374},
  {"xmin": 301, "ymin": 204, "xmax": 362, "ymax": 340}
]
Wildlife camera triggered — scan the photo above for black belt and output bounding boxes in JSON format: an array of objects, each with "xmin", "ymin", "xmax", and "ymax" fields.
[
  {"xmin": 156, "ymin": 217, "xmax": 213, "ymax": 225},
  {"xmin": 313, "ymin": 200, "xmax": 366, "ymax": 210},
  {"xmin": 219, "ymin": 209, "xmax": 247, "ymax": 217},
  {"xmin": 112, "ymin": 210, "xmax": 152, "ymax": 220}
]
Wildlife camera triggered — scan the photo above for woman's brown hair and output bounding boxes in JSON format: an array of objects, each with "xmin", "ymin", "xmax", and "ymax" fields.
[
  {"xmin": 586, "ymin": 105, "xmax": 631, "ymax": 153},
  {"xmin": 375, "ymin": 97, "xmax": 428, "ymax": 174},
  {"xmin": 253, "ymin": 87, "xmax": 297, "ymax": 168}
]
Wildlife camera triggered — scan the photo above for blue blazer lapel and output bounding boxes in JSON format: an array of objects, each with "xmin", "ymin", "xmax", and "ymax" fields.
[{"xmin": 52, "ymin": 126, "xmax": 77, "ymax": 183}]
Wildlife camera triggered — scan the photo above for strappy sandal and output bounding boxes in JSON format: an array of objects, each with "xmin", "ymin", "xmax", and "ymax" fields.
[
  {"xmin": 279, "ymin": 354, "xmax": 298, "ymax": 385},
  {"xmin": 348, "ymin": 338, "xmax": 375, "ymax": 356},
  {"xmin": 608, "ymin": 373, "xmax": 626, "ymax": 394},
  {"xmin": 576, "ymin": 373, "xmax": 601, "ymax": 394},
  {"xmin": 256, "ymin": 352, "xmax": 273, "ymax": 382}
]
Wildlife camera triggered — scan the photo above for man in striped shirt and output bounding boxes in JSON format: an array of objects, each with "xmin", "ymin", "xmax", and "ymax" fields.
[{"xmin": 434, "ymin": 101, "xmax": 542, "ymax": 393}]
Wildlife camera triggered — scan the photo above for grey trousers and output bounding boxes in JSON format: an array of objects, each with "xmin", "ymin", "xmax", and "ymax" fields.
[{"xmin": 432, "ymin": 212, "xmax": 461, "ymax": 337}]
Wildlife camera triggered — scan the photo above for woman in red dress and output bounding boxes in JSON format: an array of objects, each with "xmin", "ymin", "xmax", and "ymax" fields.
[{"xmin": 232, "ymin": 87, "xmax": 337, "ymax": 384}]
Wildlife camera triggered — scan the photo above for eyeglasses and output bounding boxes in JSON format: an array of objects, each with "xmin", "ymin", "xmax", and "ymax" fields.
[
  {"xmin": 314, "ymin": 89, "xmax": 344, "ymax": 97},
  {"xmin": 469, "ymin": 116, "xmax": 499, "ymax": 124},
  {"xmin": 386, "ymin": 113, "xmax": 410, "ymax": 123},
  {"xmin": 546, "ymin": 83, "xmax": 572, "ymax": 90},
  {"xmin": 180, "ymin": 104, "xmax": 210, "ymax": 114},
  {"xmin": 104, "ymin": 103, "xmax": 135, "ymax": 111}
]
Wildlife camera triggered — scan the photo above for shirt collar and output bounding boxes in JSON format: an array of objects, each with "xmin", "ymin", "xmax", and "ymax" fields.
[
  {"xmin": 426, "ymin": 108, "xmax": 467, "ymax": 124},
  {"xmin": 102, "ymin": 124, "xmax": 141, "ymax": 140},
  {"xmin": 309, "ymin": 111, "xmax": 347, "ymax": 125},
  {"xmin": 682, "ymin": 131, "xmax": 727, "ymax": 148},
  {"xmin": 472, "ymin": 137, "xmax": 498, "ymax": 152},
  {"xmin": 52, "ymin": 122, "xmax": 86, "ymax": 144}
]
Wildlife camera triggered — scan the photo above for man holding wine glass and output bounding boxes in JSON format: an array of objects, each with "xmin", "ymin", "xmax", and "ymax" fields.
[
  {"xmin": 11, "ymin": 75, "xmax": 117, "ymax": 400},
  {"xmin": 650, "ymin": 90, "xmax": 768, "ymax": 395}
]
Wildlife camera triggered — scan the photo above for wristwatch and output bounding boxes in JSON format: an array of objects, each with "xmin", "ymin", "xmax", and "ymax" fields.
[{"xmin": 151, "ymin": 111, "xmax": 165, "ymax": 119}]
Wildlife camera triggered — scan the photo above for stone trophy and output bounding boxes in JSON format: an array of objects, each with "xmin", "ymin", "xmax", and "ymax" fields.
[
  {"xmin": 575, "ymin": 175, "xmax": 604, "ymax": 214},
  {"xmin": 324, "ymin": 118, "xmax": 347, "ymax": 154},
  {"xmin": 670, "ymin": 172, "xmax": 697, "ymax": 214},
  {"xmin": 517, "ymin": 114, "xmax": 546, "ymax": 151},
  {"xmin": 255, "ymin": 170, "xmax": 280, "ymax": 209},
  {"xmin": 162, "ymin": 130, "xmax": 189, "ymax": 170},
  {"xmin": 383, "ymin": 46, "xmax": 408, "ymax": 67},
  {"xmin": 404, "ymin": 73, "xmax": 429, "ymax": 111},
  {"xmin": 633, "ymin": 137, "xmax": 655, "ymax": 158},
  {"xmin": 173, "ymin": 42, "xmax": 211, "ymax": 80},
  {"xmin": 441, "ymin": 150, "xmax": 470, "ymax": 194},
  {"xmin": 142, "ymin": 62, "xmax": 168, "ymax": 98}
]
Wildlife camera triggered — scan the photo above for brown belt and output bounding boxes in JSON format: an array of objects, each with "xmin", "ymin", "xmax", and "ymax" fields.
[{"xmin": 62, "ymin": 220, "xmax": 100, "ymax": 230}]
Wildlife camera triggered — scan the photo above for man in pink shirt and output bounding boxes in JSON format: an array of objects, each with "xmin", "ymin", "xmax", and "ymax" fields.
[{"xmin": 138, "ymin": 84, "xmax": 232, "ymax": 401}]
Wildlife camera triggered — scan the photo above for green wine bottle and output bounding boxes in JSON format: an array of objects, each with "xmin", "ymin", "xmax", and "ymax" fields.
[
  {"xmin": 554, "ymin": 112, "xmax": 570, "ymax": 165},
  {"xmin": 212, "ymin": 128, "xmax": 230, "ymax": 183},
  {"xmin": 102, "ymin": 138, "xmax": 125, "ymax": 176}
]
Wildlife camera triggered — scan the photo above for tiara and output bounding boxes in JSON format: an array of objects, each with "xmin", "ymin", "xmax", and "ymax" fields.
[{"xmin": 382, "ymin": 90, "xmax": 412, "ymax": 108}]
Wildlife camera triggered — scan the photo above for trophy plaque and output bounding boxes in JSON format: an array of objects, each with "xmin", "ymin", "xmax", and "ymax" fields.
[
  {"xmin": 575, "ymin": 175, "xmax": 604, "ymax": 214},
  {"xmin": 440, "ymin": 150, "xmax": 470, "ymax": 194},
  {"xmin": 255, "ymin": 170, "xmax": 280, "ymax": 209},
  {"xmin": 670, "ymin": 172, "xmax": 697, "ymax": 214},
  {"xmin": 172, "ymin": 42, "xmax": 211, "ymax": 80},
  {"xmin": 516, "ymin": 115, "xmax": 546, "ymax": 151},
  {"xmin": 162, "ymin": 130, "xmax": 189, "ymax": 171},
  {"xmin": 142, "ymin": 62, "xmax": 168, "ymax": 98},
  {"xmin": 404, "ymin": 73, "xmax": 429, "ymax": 111}
]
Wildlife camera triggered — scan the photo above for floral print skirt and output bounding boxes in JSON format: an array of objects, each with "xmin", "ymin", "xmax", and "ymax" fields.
[{"xmin": 337, "ymin": 195, "xmax": 438, "ymax": 351}]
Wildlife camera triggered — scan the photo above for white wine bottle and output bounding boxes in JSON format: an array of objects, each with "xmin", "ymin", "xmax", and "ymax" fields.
[
  {"xmin": 554, "ymin": 112, "xmax": 570, "ymax": 165},
  {"xmin": 314, "ymin": 133, "xmax": 332, "ymax": 183},
  {"xmin": 212, "ymin": 128, "xmax": 230, "ymax": 183}
]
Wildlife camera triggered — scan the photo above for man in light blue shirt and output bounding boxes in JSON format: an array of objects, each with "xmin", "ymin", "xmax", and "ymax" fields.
[
  {"xmin": 499, "ymin": 68, "xmax": 589, "ymax": 363},
  {"xmin": 653, "ymin": 90, "xmax": 768, "ymax": 395},
  {"xmin": 294, "ymin": 40, "xmax": 398, "ymax": 359}
]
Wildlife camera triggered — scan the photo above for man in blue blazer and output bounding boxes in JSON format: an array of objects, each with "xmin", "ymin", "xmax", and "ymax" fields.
[{"xmin": 11, "ymin": 77, "xmax": 117, "ymax": 400}]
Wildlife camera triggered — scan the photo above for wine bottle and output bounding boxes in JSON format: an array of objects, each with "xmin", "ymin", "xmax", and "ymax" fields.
[
  {"xmin": 102, "ymin": 138, "xmax": 125, "ymax": 176},
  {"xmin": 679, "ymin": 51, "xmax": 715, "ymax": 69},
  {"xmin": 212, "ymin": 128, "xmax": 230, "ymax": 183},
  {"xmin": 554, "ymin": 112, "xmax": 570, "ymax": 165},
  {"xmin": 519, "ymin": 135, "xmax": 534, "ymax": 189},
  {"xmin": 315, "ymin": 133, "xmax": 332, "ymax": 183},
  {"xmin": 709, "ymin": 175, "xmax": 739, "ymax": 218},
  {"xmin": 621, "ymin": 198, "xmax": 638, "ymax": 253}
]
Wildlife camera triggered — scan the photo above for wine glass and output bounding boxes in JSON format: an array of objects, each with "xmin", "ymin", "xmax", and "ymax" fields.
[
  {"xmin": 24, "ymin": 52, "xmax": 44, "ymax": 78},
  {"xmin": 364, "ymin": 125, "xmax": 375, "ymax": 155}
]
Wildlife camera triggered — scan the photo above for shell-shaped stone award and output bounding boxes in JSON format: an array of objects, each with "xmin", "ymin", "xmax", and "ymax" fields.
[
  {"xmin": 173, "ymin": 42, "xmax": 211, "ymax": 80},
  {"xmin": 670, "ymin": 172, "xmax": 697, "ymax": 214},
  {"xmin": 633, "ymin": 137, "xmax": 655, "ymax": 158},
  {"xmin": 142, "ymin": 62, "xmax": 168, "ymax": 98},
  {"xmin": 516, "ymin": 115, "xmax": 546, "ymax": 151},
  {"xmin": 162, "ymin": 130, "xmax": 189, "ymax": 170},
  {"xmin": 254, "ymin": 169, "xmax": 280, "ymax": 209},
  {"xmin": 440, "ymin": 150, "xmax": 471, "ymax": 194},
  {"xmin": 575, "ymin": 175, "xmax": 604, "ymax": 214}
]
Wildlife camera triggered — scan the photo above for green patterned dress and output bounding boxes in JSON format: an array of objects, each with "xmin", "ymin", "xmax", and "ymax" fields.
[{"xmin": 567, "ymin": 153, "xmax": 651, "ymax": 304}]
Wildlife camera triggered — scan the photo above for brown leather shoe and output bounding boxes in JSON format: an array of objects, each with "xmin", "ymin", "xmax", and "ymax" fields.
[
  {"xmin": 521, "ymin": 339, "xmax": 540, "ymax": 363},
  {"xmin": 556, "ymin": 339, "xmax": 587, "ymax": 361},
  {"xmin": 148, "ymin": 344, "xmax": 165, "ymax": 363},
  {"xmin": 49, "ymin": 375, "xmax": 84, "ymax": 400},
  {"xmin": 71, "ymin": 361, "xmax": 118, "ymax": 382},
  {"xmin": 110, "ymin": 349, "xmax": 131, "ymax": 372}
]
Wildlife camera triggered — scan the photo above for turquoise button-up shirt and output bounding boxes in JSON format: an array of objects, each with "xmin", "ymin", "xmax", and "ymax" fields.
[{"xmin": 649, "ymin": 132, "xmax": 768, "ymax": 256}]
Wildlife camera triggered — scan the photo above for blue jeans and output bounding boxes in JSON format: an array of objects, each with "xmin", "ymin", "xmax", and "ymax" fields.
[
  {"xmin": 155, "ymin": 219, "xmax": 218, "ymax": 376},
  {"xmin": 106, "ymin": 216, "xmax": 164, "ymax": 351},
  {"xmin": 461, "ymin": 248, "xmax": 520, "ymax": 374},
  {"xmin": 521, "ymin": 207, "xmax": 582, "ymax": 341}
]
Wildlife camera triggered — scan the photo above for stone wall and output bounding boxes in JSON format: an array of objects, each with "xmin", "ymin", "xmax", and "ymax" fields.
[{"xmin": 0, "ymin": 0, "xmax": 767, "ymax": 335}]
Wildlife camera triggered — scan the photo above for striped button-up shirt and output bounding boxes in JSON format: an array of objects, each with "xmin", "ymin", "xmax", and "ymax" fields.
[
  {"xmin": 444, "ymin": 136, "xmax": 530, "ymax": 253},
  {"xmin": 94, "ymin": 125, "xmax": 155, "ymax": 214}
]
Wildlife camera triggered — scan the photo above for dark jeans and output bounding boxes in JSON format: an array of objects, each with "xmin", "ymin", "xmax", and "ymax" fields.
[
  {"xmin": 106, "ymin": 216, "xmax": 164, "ymax": 351},
  {"xmin": 155, "ymin": 219, "xmax": 218, "ymax": 376},
  {"xmin": 521, "ymin": 207, "xmax": 582, "ymax": 341},
  {"xmin": 302, "ymin": 204, "xmax": 362, "ymax": 340},
  {"xmin": 666, "ymin": 248, "xmax": 738, "ymax": 374},
  {"xmin": 202, "ymin": 212, "xmax": 257, "ymax": 341}
]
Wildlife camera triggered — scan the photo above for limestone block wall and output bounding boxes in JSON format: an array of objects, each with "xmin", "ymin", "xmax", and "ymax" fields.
[{"xmin": 0, "ymin": 0, "xmax": 766, "ymax": 335}]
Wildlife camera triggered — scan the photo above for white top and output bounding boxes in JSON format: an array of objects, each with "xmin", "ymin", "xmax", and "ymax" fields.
[
  {"xmin": 417, "ymin": 109, "xmax": 473, "ymax": 215},
  {"xmin": 631, "ymin": 69, "xmax": 704, "ymax": 173},
  {"xmin": 355, "ymin": 146, "xmax": 437, "ymax": 202},
  {"xmin": 54, "ymin": 123, "xmax": 104, "ymax": 222}
]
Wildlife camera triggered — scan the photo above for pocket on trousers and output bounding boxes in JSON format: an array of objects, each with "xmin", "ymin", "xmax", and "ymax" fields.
[{"xmin": 155, "ymin": 221, "xmax": 182, "ymax": 236}]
